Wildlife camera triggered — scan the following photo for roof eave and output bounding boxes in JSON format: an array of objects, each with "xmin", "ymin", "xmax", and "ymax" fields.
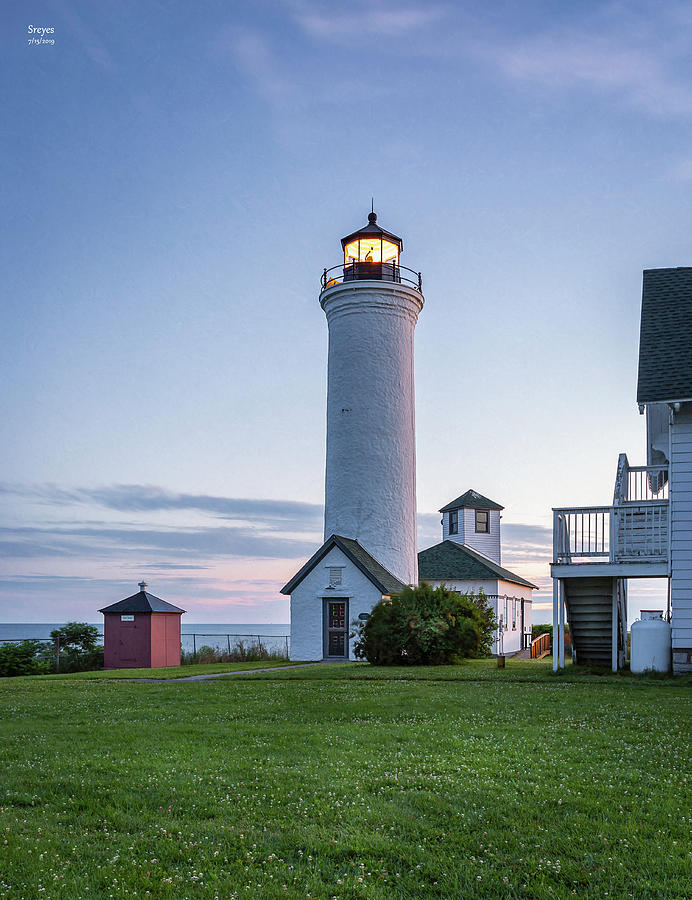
[{"xmin": 637, "ymin": 395, "xmax": 692, "ymax": 406}]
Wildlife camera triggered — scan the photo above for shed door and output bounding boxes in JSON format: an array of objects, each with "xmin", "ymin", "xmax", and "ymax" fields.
[{"xmin": 323, "ymin": 598, "xmax": 349, "ymax": 658}]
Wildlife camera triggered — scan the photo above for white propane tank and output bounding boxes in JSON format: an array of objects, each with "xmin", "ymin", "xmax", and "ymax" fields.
[{"xmin": 630, "ymin": 612, "xmax": 671, "ymax": 674}]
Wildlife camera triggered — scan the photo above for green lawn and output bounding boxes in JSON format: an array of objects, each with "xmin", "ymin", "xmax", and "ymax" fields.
[
  {"xmin": 56, "ymin": 660, "xmax": 309, "ymax": 680},
  {"xmin": 0, "ymin": 660, "xmax": 689, "ymax": 899}
]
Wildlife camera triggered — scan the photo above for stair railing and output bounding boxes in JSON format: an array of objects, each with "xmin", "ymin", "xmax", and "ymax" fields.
[{"xmin": 531, "ymin": 631, "xmax": 551, "ymax": 659}]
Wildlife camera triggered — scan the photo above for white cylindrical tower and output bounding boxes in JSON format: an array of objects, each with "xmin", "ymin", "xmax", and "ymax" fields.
[{"xmin": 321, "ymin": 212, "xmax": 424, "ymax": 586}]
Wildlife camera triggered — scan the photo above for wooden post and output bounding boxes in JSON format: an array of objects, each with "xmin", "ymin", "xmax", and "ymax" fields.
[
  {"xmin": 553, "ymin": 579, "xmax": 559, "ymax": 671},
  {"xmin": 559, "ymin": 581, "xmax": 565, "ymax": 670},
  {"xmin": 611, "ymin": 580, "xmax": 618, "ymax": 672}
]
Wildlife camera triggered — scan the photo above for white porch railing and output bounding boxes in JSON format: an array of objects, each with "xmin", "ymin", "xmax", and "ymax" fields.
[
  {"xmin": 553, "ymin": 458, "xmax": 669, "ymax": 565},
  {"xmin": 613, "ymin": 453, "xmax": 669, "ymax": 503}
]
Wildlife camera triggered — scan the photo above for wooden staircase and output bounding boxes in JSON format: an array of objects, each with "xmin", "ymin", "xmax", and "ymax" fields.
[{"xmin": 563, "ymin": 577, "xmax": 627, "ymax": 668}]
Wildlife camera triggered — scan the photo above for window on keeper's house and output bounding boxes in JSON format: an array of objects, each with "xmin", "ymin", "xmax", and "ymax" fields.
[
  {"xmin": 475, "ymin": 510, "xmax": 489, "ymax": 533},
  {"xmin": 503, "ymin": 597, "xmax": 508, "ymax": 630},
  {"xmin": 512, "ymin": 598, "xmax": 517, "ymax": 629},
  {"xmin": 328, "ymin": 567, "xmax": 343, "ymax": 587},
  {"xmin": 449, "ymin": 510, "xmax": 458, "ymax": 535}
]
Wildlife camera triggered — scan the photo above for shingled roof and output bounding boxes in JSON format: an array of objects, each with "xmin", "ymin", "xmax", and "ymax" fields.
[
  {"xmin": 439, "ymin": 490, "xmax": 504, "ymax": 513},
  {"xmin": 418, "ymin": 541, "xmax": 537, "ymax": 589},
  {"xmin": 99, "ymin": 585, "xmax": 185, "ymax": 615},
  {"xmin": 280, "ymin": 535, "xmax": 407, "ymax": 596},
  {"xmin": 637, "ymin": 267, "xmax": 692, "ymax": 405}
]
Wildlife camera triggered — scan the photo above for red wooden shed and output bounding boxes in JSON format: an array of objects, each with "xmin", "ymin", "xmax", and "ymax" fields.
[{"xmin": 100, "ymin": 582, "xmax": 185, "ymax": 669}]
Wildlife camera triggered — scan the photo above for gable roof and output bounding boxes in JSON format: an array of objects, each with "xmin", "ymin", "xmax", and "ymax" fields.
[
  {"xmin": 99, "ymin": 589, "xmax": 185, "ymax": 615},
  {"xmin": 637, "ymin": 267, "xmax": 692, "ymax": 405},
  {"xmin": 280, "ymin": 534, "xmax": 408, "ymax": 596},
  {"xmin": 439, "ymin": 489, "xmax": 503, "ymax": 513},
  {"xmin": 418, "ymin": 540, "xmax": 537, "ymax": 589}
]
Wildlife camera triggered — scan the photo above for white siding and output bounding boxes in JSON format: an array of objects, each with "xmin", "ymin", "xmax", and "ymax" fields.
[
  {"xmin": 424, "ymin": 579, "xmax": 497, "ymax": 596},
  {"xmin": 462, "ymin": 507, "xmax": 501, "ymax": 562},
  {"xmin": 441, "ymin": 507, "xmax": 501, "ymax": 562},
  {"xmin": 496, "ymin": 580, "xmax": 533, "ymax": 655},
  {"xmin": 289, "ymin": 546, "xmax": 383, "ymax": 661},
  {"xmin": 671, "ymin": 403, "xmax": 692, "ymax": 670}
]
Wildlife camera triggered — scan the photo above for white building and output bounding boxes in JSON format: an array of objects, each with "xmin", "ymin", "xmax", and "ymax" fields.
[
  {"xmin": 419, "ymin": 490, "xmax": 536, "ymax": 656},
  {"xmin": 551, "ymin": 266, "xmax": 692, "ymax": 674},
  {"xmin": 282, "ymin": 535, "xmax": 406, "ymax": 661},
  {"xmin": 282, "ymin": 212, "xmax": 424, "ymax": 660}
]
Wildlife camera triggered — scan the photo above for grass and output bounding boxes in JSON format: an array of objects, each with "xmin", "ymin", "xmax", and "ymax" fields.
[
  {"xmin": 0, "ymin": 659, "xmax": 689, "ymax": 899},
  {"xmin": 52, "ymin": 660, "xmax": 308, "ymax": 680}
]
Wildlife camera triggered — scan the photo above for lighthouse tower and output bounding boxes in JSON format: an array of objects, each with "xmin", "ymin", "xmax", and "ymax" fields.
[
  {"xmin": 322, "ymin": 213, "xmax": 424, "ymax": 585},
  {"xmin": 282, "ymin": 212, "xmax": 424, "ymax": 660}
]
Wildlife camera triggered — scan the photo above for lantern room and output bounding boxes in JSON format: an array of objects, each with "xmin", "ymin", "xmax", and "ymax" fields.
[
  {"xmin": 341, "ymin": 212, "xmax": 404, "ymax": 268},
  {"xmin": 321, "ymin": 210, "xmax": 422, "ymax": 292}
]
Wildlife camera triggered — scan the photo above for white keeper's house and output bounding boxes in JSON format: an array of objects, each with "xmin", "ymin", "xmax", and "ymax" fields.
[
  {"xmin": 418, "ymin": 489, "xmax": 536, "ymax": 656},
  {"xmin": 551, "ymin": 267, "xmax": 692, "ymax": 674},
  {"xmin": 281, "ymin": 212, "xmax": 537, "ymax": 661}
]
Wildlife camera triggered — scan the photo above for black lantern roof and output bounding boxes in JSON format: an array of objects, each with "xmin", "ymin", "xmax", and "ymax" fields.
[{"xmin": 341, "ymin": 212, "xmax": 403, "ymax": 253}]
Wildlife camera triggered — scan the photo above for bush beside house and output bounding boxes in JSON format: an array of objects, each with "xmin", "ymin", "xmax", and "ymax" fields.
[{"xmin": 354, "ymin": 584, "xmax": 497, "ymax": 665}]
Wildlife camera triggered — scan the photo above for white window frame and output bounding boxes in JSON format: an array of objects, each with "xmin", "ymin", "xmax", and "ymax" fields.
[
  {"xmin": 328, "ymin": 566, "xmax": 344, "ymax": 587},
  {"xmin": 475, "ymin": 509, "xmax": 490, "ymax": 533}
]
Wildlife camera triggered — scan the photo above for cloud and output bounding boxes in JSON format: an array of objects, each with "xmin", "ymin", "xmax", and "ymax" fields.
[
  {"xmin": 501, "ymin": 523, "xmax": 552, "ymax": 556},
  {"xmin": 52, "ymin": 0, "xmax": 113, "ymax": 68},
  {"xmin": 221, "ymin": 25, "xmax": 298, "ymax": 107},
  {"xmin": 473, "ymin": 6, "xmax": 692, "ymax": 118},
  {"xmin": 670, "ymin": 156, "xmax": 692, "ymax": 182},
  {"xmin": 0, "ymin": 482, "xmax": 323, "ymax": 530},
  {"xmin": 288, "ymin": 0, "xmax": 448, "ymax": 40},
  {"xmin": 0, "ymin": 522, "xmax": 318, "ymax": 562}
]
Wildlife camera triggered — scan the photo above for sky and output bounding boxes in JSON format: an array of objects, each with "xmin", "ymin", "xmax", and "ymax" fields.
[{"xmin": 2, "ymin": 0, "xmax": 689, "ymax": 624}]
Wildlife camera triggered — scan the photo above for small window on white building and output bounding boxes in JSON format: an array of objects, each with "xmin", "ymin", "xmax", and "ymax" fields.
[
  {"xmin": 503, "ymin": 597, "xmax": 508, "ymax": 630},
  {"xmin": 512, "ymin": 599, "xmax": 517, "ymax": 630},
  {"xmin": 475, "ymin": 510, "xmax": 489, "ymax": 533},
  {"xmin": 328, "ymin": 567, "xmax": 343, "ymax": 587},
  {"xmin": 449, "ymin": 510, "xmax": 458, "ymax": 534}
]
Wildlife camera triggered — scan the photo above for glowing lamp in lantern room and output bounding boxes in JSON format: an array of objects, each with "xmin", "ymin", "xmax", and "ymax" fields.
[{"xmin": 341, "ymin": 211, "xmax": 403, "ymax": 282}]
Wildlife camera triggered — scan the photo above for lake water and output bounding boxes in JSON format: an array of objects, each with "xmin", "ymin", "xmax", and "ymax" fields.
[{"xmin": 0, "ymin": 623, "xmax": 290, "ymax": 655}]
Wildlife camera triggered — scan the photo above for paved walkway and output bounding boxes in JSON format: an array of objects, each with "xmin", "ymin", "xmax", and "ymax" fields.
[{"xmin": 127, "ymin": 661, "xmax": 330, "ymax": 684}]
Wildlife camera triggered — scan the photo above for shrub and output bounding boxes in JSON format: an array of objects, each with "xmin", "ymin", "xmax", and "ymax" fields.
[
  {"xmin": 49, "ymin": 622, "xmax": 104, "ymax": 673},
  {"xmin": 180, "ymin": 640, "xmax": 288, "ymax": 666},
  {"xmin": 532, "ymin": 624, "xmax": 570, "ymax": 639},
  {"xmin": 0, "ymin": 640, "xmax": 50, "ymax": 678},
  {"xmin": 354, "ymin": 583, "xmax": 497, "ymax": 666}
]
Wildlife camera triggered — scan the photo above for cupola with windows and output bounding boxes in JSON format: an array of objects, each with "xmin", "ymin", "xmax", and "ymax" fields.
[{"xmin": 439, "ymin": 489, "xmax": 503, "ymax": 564}]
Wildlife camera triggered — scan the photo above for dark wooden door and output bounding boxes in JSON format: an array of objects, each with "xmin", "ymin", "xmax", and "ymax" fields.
[{"xmin": 323, "ymin": 599, "xmax": 349, "ymax": 658}]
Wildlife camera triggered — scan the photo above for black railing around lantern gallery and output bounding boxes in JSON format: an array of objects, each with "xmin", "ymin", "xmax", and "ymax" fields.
[{"xmin": 321, "ymin": 262, "xmax": 423, "ymax": 292}]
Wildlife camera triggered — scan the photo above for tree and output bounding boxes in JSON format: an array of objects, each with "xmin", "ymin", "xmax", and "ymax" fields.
[
  {"xmin": 50, "ymin": 622, "xmax": 103, "ymax": 673},
  {"xmin": 354, "ymin": 584, "xmax": 497, "ymax": 666},
  {"xmin": 0, "ymin": 640, "xmax": 50, "ymax": 678}
]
